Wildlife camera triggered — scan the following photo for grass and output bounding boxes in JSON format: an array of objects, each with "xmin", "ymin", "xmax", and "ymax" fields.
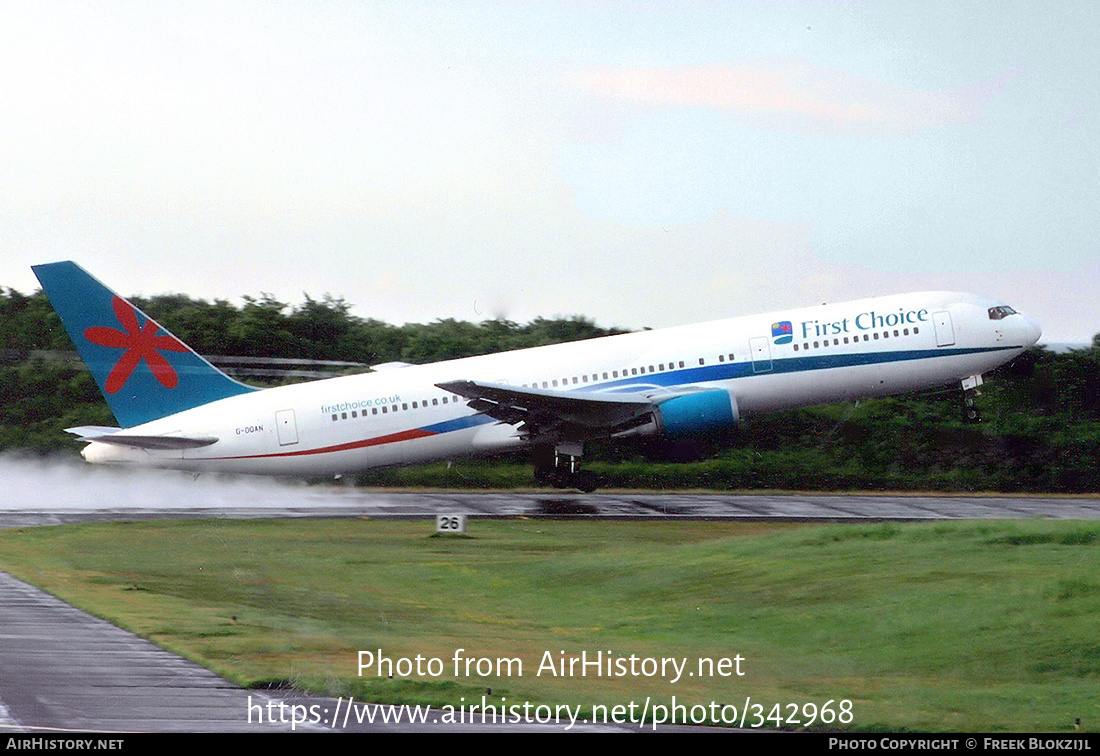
[{"xmin": 0, "ymin": 517, "xmax": 1098, "ymax": 731}]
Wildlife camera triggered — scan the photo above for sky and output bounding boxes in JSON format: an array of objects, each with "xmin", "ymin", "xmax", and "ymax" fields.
[{"xmin": 1, "ymin": 1, "xmax": 1097, "ymax": 343}]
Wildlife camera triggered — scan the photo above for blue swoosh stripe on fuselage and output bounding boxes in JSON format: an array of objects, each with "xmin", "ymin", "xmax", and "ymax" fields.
[
  {"xmin": 417, "ymin": 344, "xmax": 1022, "ymax": 437},
  {"xmin": 765, "ymin": 344, "xmax": 1023, "ymax": 376},
  {"xmin": 420, "ymin": 414, "xmax": 497, "ymax": 435},
  {"xmin": 587, "ymin": 345, "xmax": 1022, "ymax": 393}
]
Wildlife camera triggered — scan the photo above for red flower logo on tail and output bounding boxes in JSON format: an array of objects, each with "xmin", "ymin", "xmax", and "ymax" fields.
[{"xmin": 83, "ymin": 297, "xmax": 189, "ymax": 393}]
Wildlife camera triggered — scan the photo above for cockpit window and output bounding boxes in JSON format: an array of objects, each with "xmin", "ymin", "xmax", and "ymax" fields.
[{"xmin": 988, "ymin": 305, "xmax": 1017, "ymax": 320}]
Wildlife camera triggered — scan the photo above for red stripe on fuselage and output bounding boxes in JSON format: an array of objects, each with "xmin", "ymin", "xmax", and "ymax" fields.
[{"xmin": 207, "ymin": 427, "xmax": 436, "ymax": 461}]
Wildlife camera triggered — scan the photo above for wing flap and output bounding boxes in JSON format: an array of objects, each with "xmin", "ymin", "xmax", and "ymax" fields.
[{"xmin": 435, "ymin": 379, "xmax": 655, "ymax": 440}]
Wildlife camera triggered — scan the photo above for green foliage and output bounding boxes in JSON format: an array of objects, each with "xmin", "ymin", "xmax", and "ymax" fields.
[
  {"xmin": 115, "ymin": 291, "xmax": 623, "ymax": 365},
  {"xmin": 0, "ymin": 358, "xmax": 111, "ymax": 453},
  {"xmin": 0, "ymin": 289, "xmax": 71, "ymax": 350}
]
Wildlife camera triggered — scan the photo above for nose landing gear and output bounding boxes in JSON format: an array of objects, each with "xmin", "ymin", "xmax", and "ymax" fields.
[{"xmin": 960, "ymin": 374, "xmax": 984, "ymax": 424}]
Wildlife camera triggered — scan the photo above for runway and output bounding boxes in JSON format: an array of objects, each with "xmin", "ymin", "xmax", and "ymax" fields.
[
  {"xmin": 3, "ymin": 489, "xmax": 1100, "ymax": 530},
  {"xmin": 3, "ymin": 455, "xmax": 1097, "ymax": 527},
  {"xmin": 1, "ymin": 474, "xmax": 1098, "ymax": 732}
]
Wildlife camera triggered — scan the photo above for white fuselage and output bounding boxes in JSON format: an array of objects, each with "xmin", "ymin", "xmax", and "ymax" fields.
[{"xmin": 82, "ymin": 291, "xmax": 1042, "ymax": 475}]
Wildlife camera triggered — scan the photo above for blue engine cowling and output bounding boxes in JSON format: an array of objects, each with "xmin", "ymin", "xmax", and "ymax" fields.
[{"xmin": 654, "ymin": 389, "xmax": 740, "ymax": 436}]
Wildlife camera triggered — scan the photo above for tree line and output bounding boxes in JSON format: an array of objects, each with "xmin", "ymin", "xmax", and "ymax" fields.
[{"xmin": 1, "ymin": 285, "xmax": 1098, "ymax": 492}]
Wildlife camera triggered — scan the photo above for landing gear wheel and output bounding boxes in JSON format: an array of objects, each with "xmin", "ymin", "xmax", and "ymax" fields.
[
  {"xmin": 549, "ymin": 468, "xmax": 576, "ymax": 489},
  {"xmin": 573, "ymin": 469, "xmax": 599, "ymax": 493},
  {"xmin": 548, "ymin": 469, "xmax": 598, "ymax": 492},
  {"xmin": 534, "ymin": 442, "xmax": 599, "ymax": 492},
  {"xmin": 961, "ymin": 392, "xmax": 982, "ymax": 424}
]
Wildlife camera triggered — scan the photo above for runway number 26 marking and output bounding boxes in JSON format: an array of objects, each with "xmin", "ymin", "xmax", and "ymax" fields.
[{"xmin": 435, "ymin": 514, "xmax": 467, "ymax": 534}]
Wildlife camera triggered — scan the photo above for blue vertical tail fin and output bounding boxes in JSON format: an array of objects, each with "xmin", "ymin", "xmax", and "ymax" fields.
[{"xmin": 32, "ymin": 261, "xmax": 255, "ymax": 428}]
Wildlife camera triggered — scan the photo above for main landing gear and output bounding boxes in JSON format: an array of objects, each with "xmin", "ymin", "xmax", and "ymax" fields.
[{"xmin": 533, "ymin": 442, "xmax": 600, "ymax": 493}]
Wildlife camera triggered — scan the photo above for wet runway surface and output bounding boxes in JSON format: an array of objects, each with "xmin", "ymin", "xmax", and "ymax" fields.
[
  {"xmin": 4, "ymin": 489, "xmax": 1100, "ymax": 530},
  {"xmin": 2, "ymin": 483, "xmax": 1098, "ymax": 733}
]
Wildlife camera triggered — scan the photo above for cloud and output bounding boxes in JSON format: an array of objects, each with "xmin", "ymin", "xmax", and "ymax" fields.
[{"xmin": 566, "ymin": 58, "xmax": 1016, "ymax": 136}]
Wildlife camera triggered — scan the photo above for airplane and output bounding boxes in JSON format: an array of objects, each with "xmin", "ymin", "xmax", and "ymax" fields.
[{"xmin": 32, "ymin": 261, "xmax": 1042, "ymax": 492}]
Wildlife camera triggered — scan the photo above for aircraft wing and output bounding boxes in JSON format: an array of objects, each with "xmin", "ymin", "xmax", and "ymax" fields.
[
  {"xmin": 435, "ymin": 379, "xmax": 657, "ymax": 443},
  {"xmin": 66, "ymin": 426, "xmax": 219, "ymax": 450}
]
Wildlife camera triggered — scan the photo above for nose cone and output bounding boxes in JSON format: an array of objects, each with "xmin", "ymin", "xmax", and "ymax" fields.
[{"xmin": 1019, "ymin": 313, "xmax": 1042, "ymax": 346}]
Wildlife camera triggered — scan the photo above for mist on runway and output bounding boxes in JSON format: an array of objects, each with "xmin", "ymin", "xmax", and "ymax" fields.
[{"xmin": 0, "ymin": 453, "xmax": 327, "ymax": 512}]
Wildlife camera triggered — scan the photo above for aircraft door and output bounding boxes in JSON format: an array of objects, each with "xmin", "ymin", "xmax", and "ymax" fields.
[
  {"xmin": 749, "ymin": 336, "xmax": 773, "ymax": 373},
  {"xmin": 932, "ymin": 311, "xmax": 955, "ymax": 347},
  {"xmin": 276, "ymin": 409, "xmax": 299, "ymax": 446}
]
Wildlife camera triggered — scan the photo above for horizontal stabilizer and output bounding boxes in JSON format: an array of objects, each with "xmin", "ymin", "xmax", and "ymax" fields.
[
  {"xmin": 65, "ymin": 425, "xmax": 121, "ymax": 438},
  {"xmin": 66, "ymin": 426, "xmax": 218, "ymax": 450}
]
